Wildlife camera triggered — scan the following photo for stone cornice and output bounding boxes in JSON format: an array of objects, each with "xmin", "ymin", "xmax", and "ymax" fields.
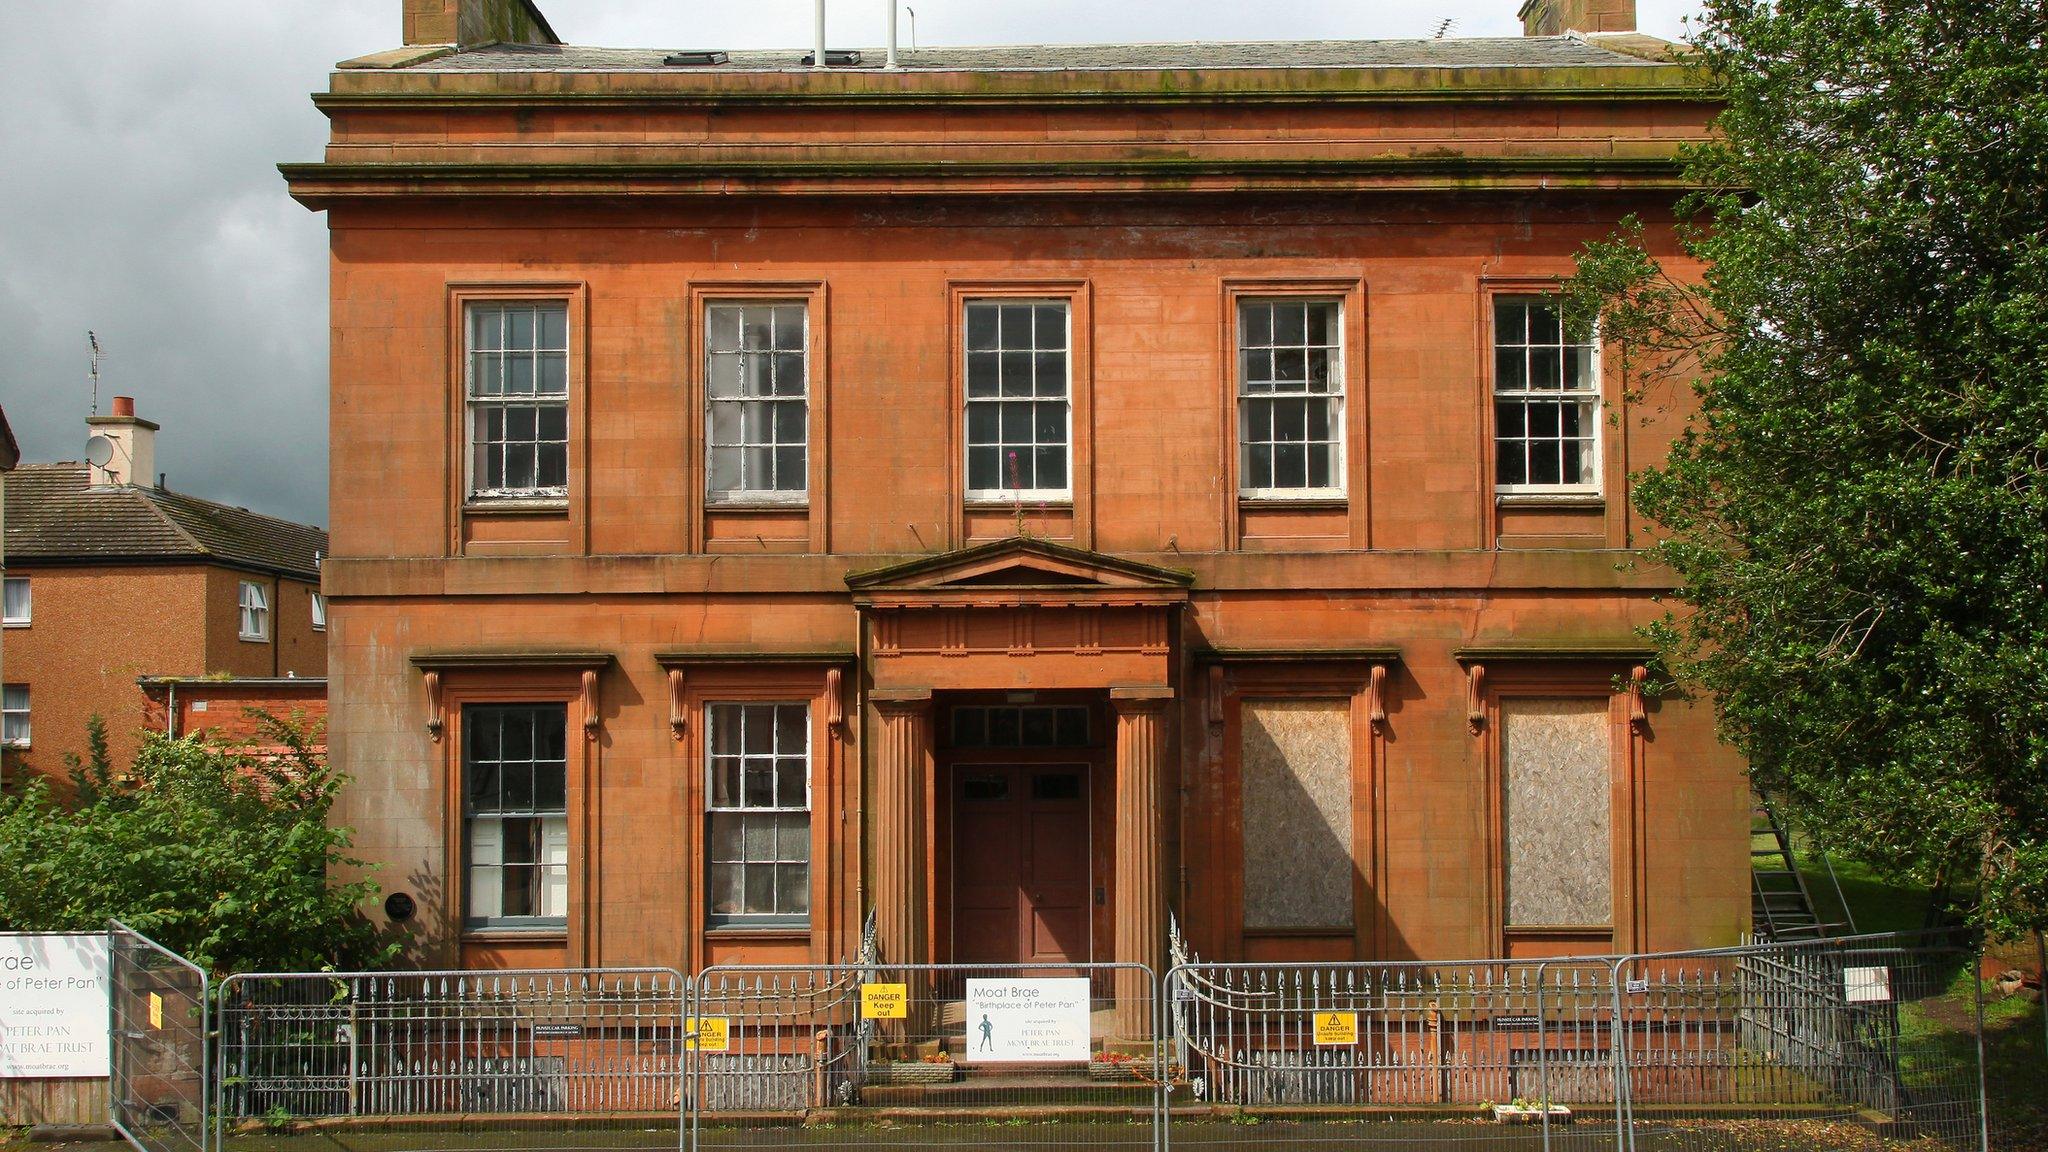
[{"xmin": 282, "ymin": 154, "xmax": 1695, "ymax": 205}]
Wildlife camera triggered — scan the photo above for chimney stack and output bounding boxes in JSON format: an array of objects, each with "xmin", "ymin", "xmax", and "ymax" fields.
[
  {"xmin": 1518, "ymin": 0, "xmax": 1636, "ymax": 35},
  {"xmin": 86, "ymin": 395, "xmax": 158, "ymax": 489},
  {"xmin": 404, "ymin": 0, "xmax": 560, "ymax": 49}
]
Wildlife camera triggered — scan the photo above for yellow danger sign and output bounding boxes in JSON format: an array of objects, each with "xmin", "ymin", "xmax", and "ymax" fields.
[
  {"xmin": 1312, "ymin": 1011, "xmax": 1358, "ymax": 1046},
  {"xmin": 685, "ymin": 1016, "xmax": 730, "ymax": 1053},
  {"xmin": 148, "ymin": 992, "xmax": 163, "ymax": 1030},
  {"xmin": 861, "ymin": 983, "xmax": 909, "ymax": 1019}
]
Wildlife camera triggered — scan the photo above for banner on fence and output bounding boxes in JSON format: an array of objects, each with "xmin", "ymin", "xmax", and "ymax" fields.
[
  {"xmin": 962, "ymin": 977, "xmax": 1090, "ymax": 1062},
  {"xmin": 0, "ymin": 933, "xmax": 110, "ymax": 1077}
]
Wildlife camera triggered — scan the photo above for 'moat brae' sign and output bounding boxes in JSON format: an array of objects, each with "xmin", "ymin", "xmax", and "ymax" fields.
[
  {"xmin": 0, "ymin": 934, "xmax": 111, "ymax": 1078},
  {"xmin": 962, "ymin": 978, "xmax": 1091, "ymax": 1063}
]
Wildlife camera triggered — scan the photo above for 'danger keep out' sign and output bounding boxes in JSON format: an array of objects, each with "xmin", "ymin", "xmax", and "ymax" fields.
[
  {"xmin": 0, "ymin": 934, "xmax": 111, "ymax": 1078},
  {"xmin": 963, "ymin": 978, "xmax": 1091, "ymax": 1063}
]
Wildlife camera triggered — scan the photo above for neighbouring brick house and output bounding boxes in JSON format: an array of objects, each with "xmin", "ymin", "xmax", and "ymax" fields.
[
  {"xmin": 0, "ymin": 398, "xmax": 328, "ymax": 785},
  {"xmin": 293, "ymin": 0, "xmax": 1747, "ymax": 980}
]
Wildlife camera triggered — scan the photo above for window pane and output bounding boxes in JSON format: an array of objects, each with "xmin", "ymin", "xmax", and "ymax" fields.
[
  {"xmin": 1274, "ymin": 444, "xmax": 1307, "ymax": 489},
  {"xmin": 5, "ymin": 580, "xmax": 30, "ymax": 622},
  {"xmin": 707, "ymin": 306, "xmax": 741, "ymax": 352},
  {"xmin": 776, "ymin": 865, "xmax": 810, "ymax": 914},
  {"xmin": 776, "ymin": 812, "xmax": 811, "ymax": 862},
  {"xmin": 966, "ymin": 352, "xmax": 1000, "ymax": 397},
  {"xmin": 967, "ymin": 446, "xmax": 1000, "ymax": 491},
  {"xmin": 744, "ymin": 865, "xmax": 775, "ymax": 914},
  {"xmin": 710, "ymin": 812, "xmax": 743, "ymax": 862},
  {"xmin": 1035, "ymin": 447, "xmax": 1067, "ymax": 490},
  {"xmin": 1495, "ymin": 299, "xmax": 1527, "ymax": 344},
  {"xmin": 710, "ymin": 863, "xmax": 743, "ymax": 916},
  {"xmin": 966, "ymin": 305, "xmax": 999, "ymax": 351}
]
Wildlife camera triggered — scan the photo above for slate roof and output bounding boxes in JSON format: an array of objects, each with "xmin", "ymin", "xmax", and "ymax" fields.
[
  {"xmin": 406, "ymin": 35, "xmax": 1673, "ymax": 74},
  {"xmin": 3, "ymin": 463, "xmax": 325, "ymax": 581}
]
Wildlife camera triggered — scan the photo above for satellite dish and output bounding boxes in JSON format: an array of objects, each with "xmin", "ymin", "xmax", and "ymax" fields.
[{"xmin": 85, "ymin": 435, "xmax": 115, "ymax": 468}]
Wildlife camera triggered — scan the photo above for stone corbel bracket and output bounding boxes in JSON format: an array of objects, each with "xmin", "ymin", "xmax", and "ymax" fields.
[
  {"xmin": 581, "ymin": 669, "xmax": 601, "ymax": 735},
  {"xmin": 1628, "ymin": 665, "xmax": 1650, "ymax": 735},
  {"xmin": 1466, "ymin": 664, "xmax": 1487, "ymax": 734},
  {"xmin": 824, "ymin": 667, "xmax": 845, "ymax": 730},
  {"xmin": 1368, "ymin": 663, "xmax": 1389, "ymax": 735},
  {"xmin": 668, "ymin": 668, "xmax": 687, "ymax": 741},
  {"xmin": 423, "ymin": 671, "xmax": 444, "ymax": 742}
]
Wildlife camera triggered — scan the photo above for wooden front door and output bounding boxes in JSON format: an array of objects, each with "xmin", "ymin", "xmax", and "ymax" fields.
[{"xmin": 952, "ymin": 764, "xmax": 1091, "ymax": 965}]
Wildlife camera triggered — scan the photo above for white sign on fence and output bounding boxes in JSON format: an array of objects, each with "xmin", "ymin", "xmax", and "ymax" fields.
[
  {"xmin": 962, "ymin": 978, "xmax": 1091, "ymax": 1063},
  {"xmin": 1843, "ymin": 965, "xmax": 1893, "ymax": 1004},
  {"xmin": 0, "ymin": 933, "xmax": 110, "ymax": 1078}
]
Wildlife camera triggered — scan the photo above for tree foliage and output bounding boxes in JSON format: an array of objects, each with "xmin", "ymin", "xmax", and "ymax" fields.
[
  {"xmin": 0, "ymin": 714, "xmax": 399, "ymax": 974},
  {"xmin": 1564, "ymin": 0, "xmax": 2048, "ymax": 935}
]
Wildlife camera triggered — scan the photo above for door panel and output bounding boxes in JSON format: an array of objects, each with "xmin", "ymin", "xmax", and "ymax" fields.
[{"xmin": 953, "ymin": 764, "xmax": 1090, "ymax": 965}]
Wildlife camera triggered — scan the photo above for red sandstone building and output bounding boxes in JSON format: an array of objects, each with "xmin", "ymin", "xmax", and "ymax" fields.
[
  {"xmin": 0, "ymin": 400, "xmax": 327, "ymax": 785},
  {"xmin": 295, "ymin": 0, "xmax": 1746, "ymax": 978}
]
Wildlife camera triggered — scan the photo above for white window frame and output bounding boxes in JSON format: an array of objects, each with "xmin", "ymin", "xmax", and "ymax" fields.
[
  {"xmin": 310, "ymin": 592, "xmax": 326, "ymax": 632},
  {"xmin": 1, "ymin": 685, "xmax": 28, "ymax": 748},
  {"xmin": 963, "ymin": 299, "xmax": 1073, "ymax": 504},
  {"xmin": 463, "ymin": 704, "xmax": 570, "ymax": 927},
  {"xmin": 1492, "ymin": 296, "xmax": 1602, "ymax": 496},
  {"xmin": 2, "ymin": 577, "xmax": 28, "ymax": 627},
  {"xmin": 237, "ymin": 581, "xmax": 269, "ymax": 642},
  {"xmin": 1236, "ymin": 298, "xmax": 1346, "ymax": 501},
  {"xmin": 465, "ymin": 301, "xmax": 571, "ymax": 503},
  {"xmin": 705, "ymin": 701, "xmax": 813, "ymax": 928},
  {"xmin": 704, "ymin": 301, "xmax": 810, "ymax": 505}
]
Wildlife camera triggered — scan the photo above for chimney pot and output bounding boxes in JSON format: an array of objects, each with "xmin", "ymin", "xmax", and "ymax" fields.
[{"xmin": 112, "ymin": 395, "xmax": 135, "ymax": 418}]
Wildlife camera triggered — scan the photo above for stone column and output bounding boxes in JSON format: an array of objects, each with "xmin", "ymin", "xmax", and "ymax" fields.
[
  {"xmin": 1111, "ymin": 688, "xmax": 1172, "ymax": 1041},
  {"xmin": 871, "ymin": 690, "xmax": 932, "ymax": 1045}
]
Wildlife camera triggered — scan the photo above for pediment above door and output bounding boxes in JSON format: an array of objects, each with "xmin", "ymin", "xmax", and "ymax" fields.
[{"xmin": 847, "ymin": 536, "xmax": 1193, "ymax": 609}]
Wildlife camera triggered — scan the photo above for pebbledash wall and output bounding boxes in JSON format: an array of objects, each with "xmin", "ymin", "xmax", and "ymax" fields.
[{"xmin": 294, "ymin": 0, "xmax": 1748, "ymax": 978}]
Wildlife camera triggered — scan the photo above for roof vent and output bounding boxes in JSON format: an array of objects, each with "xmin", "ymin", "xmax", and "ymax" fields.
[
  {"xmin": 800, "ymin": 49, "xmax": 862, "ymax": 67},
  {"xmin": 663, "ymin": 50, "xmax": 730, "ymax": 66}
]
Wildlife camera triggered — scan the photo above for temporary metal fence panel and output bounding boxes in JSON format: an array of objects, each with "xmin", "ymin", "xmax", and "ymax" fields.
[
  {"xmin": 213, "ymin": 967, "xmax": 686, "ymax": 1152},
  {"xmin": 108, "ymin": 921, "xmax": 210, "ymax": 1152},
  {"xmin": 1163, "ymin": 957, "xmax": 1620, "ymax": 1151},
  {"xmin": 689, "ymin": 962, "xmax": 1162, "ymax": 1152},
  {"xmin": 1611, "ymin": 929, "xmax": 1988, "ymax": 1152}
]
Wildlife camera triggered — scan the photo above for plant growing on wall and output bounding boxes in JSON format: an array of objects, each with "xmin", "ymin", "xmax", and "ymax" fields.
[
  {"xmin": 1560, "ymin": 0, "xmax": 2048, "ymax": 937},
  {"xmin": 0, "ymin": 713, "xmax": 400, "ymax": 973}
]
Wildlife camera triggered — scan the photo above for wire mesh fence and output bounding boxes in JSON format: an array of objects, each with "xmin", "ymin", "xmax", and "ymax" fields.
[
  {"xmin": 1163, "ymin": 928, "xmax": 1990, "ymax": 1152},
  {"xmin": 212, "ymin": 967, "xmax": 686, "ymax": 1152},
  {"xmin": 108, "ymin": 921, "xmax": 210, "ymax": 1152},
  {"xmin": 90, "ymin": 927, "xmax": 1996, "ymax": 1152},
  {"xmin": 688, "ymin": 962, "xmax": 1161, "ymax": 1152},
  {"xmin": 1612, "ymin": 929, "xmax": 1987, "ymax": 1152}
]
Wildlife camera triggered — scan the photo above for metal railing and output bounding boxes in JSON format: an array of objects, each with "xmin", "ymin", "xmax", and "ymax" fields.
[
  {"xmin": 688, "ymin": 962, "xmax": 1161, "ymax": 1152},
  {"xmin": 90, "ymin": 923, "xmax": 1996, "ymax": 1152},
  {"xmin": 213, "ymin": 967, "xmax": 686, "ymax": 1152},
  {"xmin": 108, "ymin": 921, "xmax": 209, "ymax": 1152}
]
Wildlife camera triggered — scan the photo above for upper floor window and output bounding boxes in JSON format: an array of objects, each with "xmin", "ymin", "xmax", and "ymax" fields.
[
  {"xmin": 465, "ymin": 704, "xmax": 569, "ymax": 926},
  {"xmin": 706, "ymin": 701, "xmax": 811, "ymax": 927},
  {"xmin": 2, "ymin": 578, "xmax": 28, "ymax": 626},
  {"xmin": 1238, "ymin": 300, "xmax": 1344, "ymax": 498},
  {"xmin": 1494, "ymin": 298, "xmax": 1599, "ymax": 494},
  {"xmin": 237, "ymin": 581, "xmax": 269, "ymax": 641},
  {"xmin": 467, "ymin": 302, "xmax": 569, "ymax": 501},
  {"xmin": 1, "ymin": 686, "xmax": 27, "ymax": 748},
  {"xmin": 965, "ymin": 301, "xmax": 1070, "ymax": 501},
  {"xmin": 705, "ymin": 302, "xmax": 809, "ymax": 502},
  {"xmin": 310, "ymin": 592, "xmax": 326, "ymax": 632}
]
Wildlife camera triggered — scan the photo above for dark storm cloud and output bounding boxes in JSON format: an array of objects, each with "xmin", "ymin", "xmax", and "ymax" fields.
[{"xmin": 0, "ymin": 1, "xmax": 1697, "ymax": 528}]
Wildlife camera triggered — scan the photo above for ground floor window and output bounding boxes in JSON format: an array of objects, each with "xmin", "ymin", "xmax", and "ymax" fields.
[
  {"xmin": 1239, "ymin": 698, "xmax": 1354, "ymax": 931},
  {"xmin": 1500, "ymin": 697, "xmax": 1612, "ymax": 928},
  {"xmin": 463, "ymin": 704, "xmax": 569, "ymax": 926},
  {"xmin": 706, "ymin": 701, "xmax": 811, "ymax": 927},
  {"xmin": 1, "ymin": 685, "xmax": 28, "ymax": 747}
]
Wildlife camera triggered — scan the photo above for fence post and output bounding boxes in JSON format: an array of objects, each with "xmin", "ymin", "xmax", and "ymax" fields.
[
  {"xmin": 1534, "ymin": 962, "xmax": 1550, "ymax": 1152},
  {"xmin": 1974, "ymin": 946, "xmax": 1992, "ymax": 1152},
  {"xmin": 1609, "ymin": 956, "xmax": 1631, "ymax": 1152}
]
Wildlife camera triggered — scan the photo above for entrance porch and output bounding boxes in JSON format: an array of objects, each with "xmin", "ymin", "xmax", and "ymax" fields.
[{"xmin": 849, "ymin": 538, "xmax": 1191, "ymax": 1037}]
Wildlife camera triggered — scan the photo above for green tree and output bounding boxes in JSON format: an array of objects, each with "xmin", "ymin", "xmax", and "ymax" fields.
[
  {"xmin": 0, "ymin": 713, "xmax": 399, "ymax": 974},
  {"xmin": 1563, "ymin": 0, "xmax": 2048, "ymax": 936}
]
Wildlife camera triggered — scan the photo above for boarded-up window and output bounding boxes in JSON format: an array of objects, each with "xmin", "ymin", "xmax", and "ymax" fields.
[
  {"xmin": 1501, "ymin": 697, "xmax": 1612, "ymax": 928},
  {"xmin": 1241, "ymin": 699, "xmax": 1353, "ymax": 930}
]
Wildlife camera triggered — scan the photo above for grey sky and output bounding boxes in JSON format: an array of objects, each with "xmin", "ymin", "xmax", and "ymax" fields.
[{"xmin": 0, "ymin": 0, "xmax": 1702, "ymax": 528}]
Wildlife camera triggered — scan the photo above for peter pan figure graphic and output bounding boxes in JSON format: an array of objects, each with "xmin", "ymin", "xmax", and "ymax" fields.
[{"xmin": 978, "ymin": 1014, "xmax": 994, "ymax": 1052}]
